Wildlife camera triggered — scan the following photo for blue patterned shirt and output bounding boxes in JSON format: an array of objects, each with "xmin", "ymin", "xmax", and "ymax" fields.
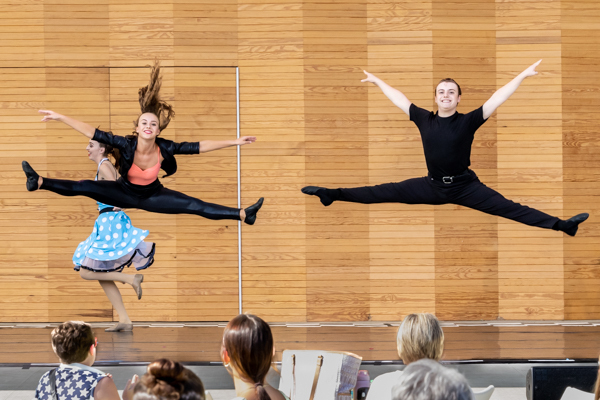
[{"xmin": 35, "ymin": 363, "xmax": 107, "ymax": 400}]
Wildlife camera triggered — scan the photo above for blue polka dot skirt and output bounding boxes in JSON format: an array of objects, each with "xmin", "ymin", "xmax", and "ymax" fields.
[{"xmin": 73, "ymin": 211, "xmax": 155, "ymax": 273}]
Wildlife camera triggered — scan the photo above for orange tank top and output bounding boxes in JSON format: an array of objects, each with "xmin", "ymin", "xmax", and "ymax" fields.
[{"xmin": 128, "ymin": 146, "xmax": 161, "ymax": 185}]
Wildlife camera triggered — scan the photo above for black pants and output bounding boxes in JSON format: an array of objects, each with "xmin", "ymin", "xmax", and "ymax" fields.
[
  {"xmin": 41, "ymin": 177, "xmax": 241, "ymax": 221},
  {"xmin": 334, "ymin": 170, "xmax": 559, "ymax": 229}
]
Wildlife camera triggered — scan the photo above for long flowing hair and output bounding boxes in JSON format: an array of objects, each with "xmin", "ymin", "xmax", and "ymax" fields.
[
  {"xmin": 222, "ymin": 314, "xmax": 273, "ymax": 400},
  {"xmin": 133, "ymin": 60, "xmax": 175, "ymax": 134}
]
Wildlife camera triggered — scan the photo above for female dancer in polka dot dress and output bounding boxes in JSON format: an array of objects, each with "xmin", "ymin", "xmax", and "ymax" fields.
[{"xmin": 77, "ymin": 139, "xmax": 155, "ymax": 332}]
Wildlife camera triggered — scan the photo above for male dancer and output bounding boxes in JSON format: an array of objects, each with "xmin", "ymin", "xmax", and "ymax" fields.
[{"xmin": 302, "ymin": 60, "xmax": 588, "ymax": 236}]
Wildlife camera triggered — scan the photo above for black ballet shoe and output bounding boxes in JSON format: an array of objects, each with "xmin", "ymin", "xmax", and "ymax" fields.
[
  {"xmin": 301, "ymin": 186, "xmax": 334, "ymax": 206},
  {"xmin": 22, "ymin": 161, "xmax": 39, "ymax": 191},
  {"xmin": 557, "ymin": 213, "xmax": 589, "ymax": 237},
  {"xmin": 105, "ymin": 322, "xmax": 133, "ymax": 332},
  {"xmin": 244, "ymin": 197, "xmax": 264, "ymax": 225},
  {"xmin": 132, "ymin": 274, "xmax": 143, "ymax": 300}
]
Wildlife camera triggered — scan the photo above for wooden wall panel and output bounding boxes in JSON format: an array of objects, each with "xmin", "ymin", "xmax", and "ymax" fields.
[
  {"xmin": 304, "ymin": 1, "xmax": 369, "ymax": 322},
  {"xmin": 562, "ymin": 0, "xmax": 600, "ymax": 319},
  {"xmin": 108, "ymin": 1, "xmax": 174, "ymax": 67},
  {"xmin": 174, "ymin": 1, "xmax": 238, "ymax": 67},
  {"xmin": 237, "ymin": 1, "xmax": 307, "ymax": 322},
  {"xmin": 1, "ymin": 0, "xmax": 600, "ymax": 323},
  {"xmin": 367, "ymin": 0, "xmax": 435, "ymax": 321},
  {"xmin": 44, "ymin": 1, "xmax": 109, "ymax": 67},
  {"xmin": 45, "ymin": 68, "xmax": 112, "ymax": 322},
  {"xmin": 432, "ymin": 0, "xmax": 498, "ymax": 320},
  {"xmin": 496, "ymin": 0, "xmax": 565, "ymax": 319},
  {"xmin": 109, "ymin": 67, "xmax": 239, "ymax": 322},
  {"xmin": 109, "ymin": 67, "xmax": 179, "ymax": 321},
  {"xmin": 0, "ymin": 68, "xmax": 48, "ymax": 321},
  {"xmin": 0, "ymin": 3, "xmax": 44, "ymax": 67},
  {"xmin": 173, "ymin": 68, "xmax": 239, "ymax": 321}
]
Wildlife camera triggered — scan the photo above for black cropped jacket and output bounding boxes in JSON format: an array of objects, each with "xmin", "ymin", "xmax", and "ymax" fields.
[{"xmin": 93, "ymin": 129, "xmax": 200, "ymax": 181}]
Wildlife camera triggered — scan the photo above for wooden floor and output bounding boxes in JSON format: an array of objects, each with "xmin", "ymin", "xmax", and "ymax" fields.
[{"xmin": 2, "ymin": 323, "xmax": 600, "ymax": 364}]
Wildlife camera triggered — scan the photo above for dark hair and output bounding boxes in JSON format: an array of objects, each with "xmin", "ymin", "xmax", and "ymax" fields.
[
  {"xmin": 97, "ymin": 141, "xmax": 121, "ymax": 175},
  {"xmin": 132, "ymin": 60, "xmax": 175, "ymax": 134},
  {"xmin": 436, "ymin": 78, "xmax": 462, "ymax": 96},
  {"xmin": 51, "ymin": 321, "xmax": 95, "ymax": 364},
  {"xmin": 222, "ymin": 314, "xmax": 273, "ymax": 400},
  {"xmin": 133, "ymin": 359, "xmax": 205, "ymax": 400}
]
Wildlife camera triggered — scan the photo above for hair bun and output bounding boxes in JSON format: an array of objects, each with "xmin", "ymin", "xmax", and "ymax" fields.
[{"xmin": 148, "ymin": 359, "xmax": 185, "ymax": 382}]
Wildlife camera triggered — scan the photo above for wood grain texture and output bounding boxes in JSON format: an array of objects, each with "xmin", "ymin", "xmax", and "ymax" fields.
[
  {"xmin": 2, "ymin": 324, "xmax": 600, "ymax": 363},
  {"xmin": 0, "ymin": 0, "xmax": 599, "ymax": 323},
  {"xmin": 562, "ymin": 0, "xmax": 600, "ymax": 320},
  {"xmin": 433, "ymin": 0, "xmax": 499, "ymax": 321}
]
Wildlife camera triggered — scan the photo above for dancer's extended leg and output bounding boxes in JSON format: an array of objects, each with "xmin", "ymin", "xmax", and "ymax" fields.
[
  {"xmin": 40, "ymin": 177, "xmax": 138, "ymax": 209},
  {"xmin": 303, "ymin": 177, "xmax": 445, "ymax": 206},
  {"xmin": 25, "ymin": 162, "xmax": 263, "ymax": 223},
  {"xmin": 453, "ymin": 180, "xmax": 588, "ymax": 235},
  {"xmin": 143, "ymin": 186, "xmax": 244, "ymax": 220}
]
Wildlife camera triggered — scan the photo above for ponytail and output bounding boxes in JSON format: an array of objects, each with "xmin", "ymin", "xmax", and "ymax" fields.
[
  {"xmin": 255, "ymin": 382, "xmax": 271, "ymax": 400},
  {"xmin": 222, "ymin": 314, "xmax": 274, "ymax": 400},
  {"xmin": 97, "ymin": 141, "xmax": 121, "ymax": 177}
]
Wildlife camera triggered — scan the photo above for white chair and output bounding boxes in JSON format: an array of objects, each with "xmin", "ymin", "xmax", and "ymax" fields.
[
  {"xmin": 472, "ymin": 385, "xmax": 495, "ymax": 400},
  {"xmin": 560, "ymin": 387, "xmax": 594, "ymax": 400}
]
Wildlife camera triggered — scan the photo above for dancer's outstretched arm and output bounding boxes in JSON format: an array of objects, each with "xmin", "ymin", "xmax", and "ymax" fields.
[
  {"xmin": 39, "ymin": 110, "xmax": 96, "ymax": 138},
  {"xmin": 361, "ymin": 70, "xmax": 411, "ymax": 116},
  {"xmin": 199, "ymin": 136, "xmax": 256, "ymax": 153},
  {"xmin": 482, "ymin": 60, "xmax": 542, "ymax": 120}
]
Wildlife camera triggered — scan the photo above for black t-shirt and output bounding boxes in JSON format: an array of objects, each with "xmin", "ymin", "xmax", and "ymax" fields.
[{"xmin": 409, "ymin": 103, "xmax": 488, "ymax": 178}]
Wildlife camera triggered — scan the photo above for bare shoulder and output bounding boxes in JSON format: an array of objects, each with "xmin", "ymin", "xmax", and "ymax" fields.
[
  {"xmin": 94, "ymin": 376, "xmax": 120, "ymax": 400},
  {"xmin": 98, "ymin": 161, "xmax": 118, "ymax": 181},
  {"xmin": 265, "ymin": 386, "xmax": 286, "ymax": 400}
]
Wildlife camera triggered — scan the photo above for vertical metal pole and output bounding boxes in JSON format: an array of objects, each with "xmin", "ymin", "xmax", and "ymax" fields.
[{"xmin": 236, "ymin": 67, "xmax": 242, "ymax": 314}]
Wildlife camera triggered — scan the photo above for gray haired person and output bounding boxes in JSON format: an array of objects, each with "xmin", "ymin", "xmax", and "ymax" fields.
[{"xmin": 392, "ymin": 359, "xmax": 473, "ymax": 400}]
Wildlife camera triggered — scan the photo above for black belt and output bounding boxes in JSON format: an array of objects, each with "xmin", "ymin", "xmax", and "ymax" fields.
[
  {"xmin": 99, "ymin": 208, "xmax": 116, "ymax": 215},
  {"xmin": 429, "ymin": 170, "xmax": 471, "ymax": 184}
]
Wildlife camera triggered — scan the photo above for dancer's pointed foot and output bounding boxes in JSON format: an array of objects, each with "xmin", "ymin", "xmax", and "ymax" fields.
[
  {"xmin": 301, "ymin": 186, "xmax": 334, "ymax": 206},
  {"xmin": 22, "ymin": 161, "xmax": 40, "ymax": 191},
  {"xmin": 132, "ymin": 274, "xmax": 143, "ymax": 300},
  {"xmin": 555, "ymin": 213, "xmax": 589, "ymax": 236},
  {"xmin": 105, "ymin": 322, "xmax": 133, "ymax": 332},
  {"xmin": 244, "ymin": 197, "xmax": 264, "ymax": 225}
]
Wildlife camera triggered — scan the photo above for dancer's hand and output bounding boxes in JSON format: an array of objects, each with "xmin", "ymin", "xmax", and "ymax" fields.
[
  {"xmin": 122, "ymin": 374, "xmax": 139, "ymax": 400},
  {"xmin": 522, "ymin": 59, "xmax": 542, "ymax": 78},
  {"xmin": 112, "ymin": 207, "xmax": 123, "ymax": 211},
  {"xmin": 39, "ymin": 110, "xmax": 63, "ymax": 122},
  {"xmin": 361, "ymin": 70, "xmax": 379, "ymax": 84},
  {"xmin": 236, "ymin": 136, "xmax": 256, "ymax": 146}
]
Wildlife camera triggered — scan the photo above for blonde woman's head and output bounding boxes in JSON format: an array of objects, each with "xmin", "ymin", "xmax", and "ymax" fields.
[{"xmin": 397, "ymin": 313, "xmax": 444, "ymax": 364}]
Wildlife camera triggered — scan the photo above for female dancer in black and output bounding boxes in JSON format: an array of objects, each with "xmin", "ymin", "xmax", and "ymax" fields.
[
  {"xmin": 22, "ymin": 62, "xmax": 263, "ymax": 224},
  {"xmin": 303, "ymin": 60, "xmax": 588, "ymax": 236}
]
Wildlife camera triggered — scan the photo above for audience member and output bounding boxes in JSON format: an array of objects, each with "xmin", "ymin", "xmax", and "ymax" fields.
[
  {"xmin": 391, "ymin": 359, "xmax": 473, "ymax": 400},
  {"xmin": 367, "ymin": 313, "xmax": 444, "ymax": 400},
  {"xmin": 132, "ymin": 358, "xmax": 205, "ymax": 400},
  {"xmin": 35, "ymin": 320, "xmax": 137, "ymax": 400},
  {"xmin": 221, "ymin": 314, "xmax": 288, "ymax": 400}
]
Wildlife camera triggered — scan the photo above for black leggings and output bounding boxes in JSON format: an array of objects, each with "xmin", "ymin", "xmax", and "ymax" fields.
[
  {"xmin": 333, "ymin": 171, "xmax": 559, "ymax": 229},
  {"xmin": 41, "ymin": 177, "xmax": 241, "ymax": 221}
]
